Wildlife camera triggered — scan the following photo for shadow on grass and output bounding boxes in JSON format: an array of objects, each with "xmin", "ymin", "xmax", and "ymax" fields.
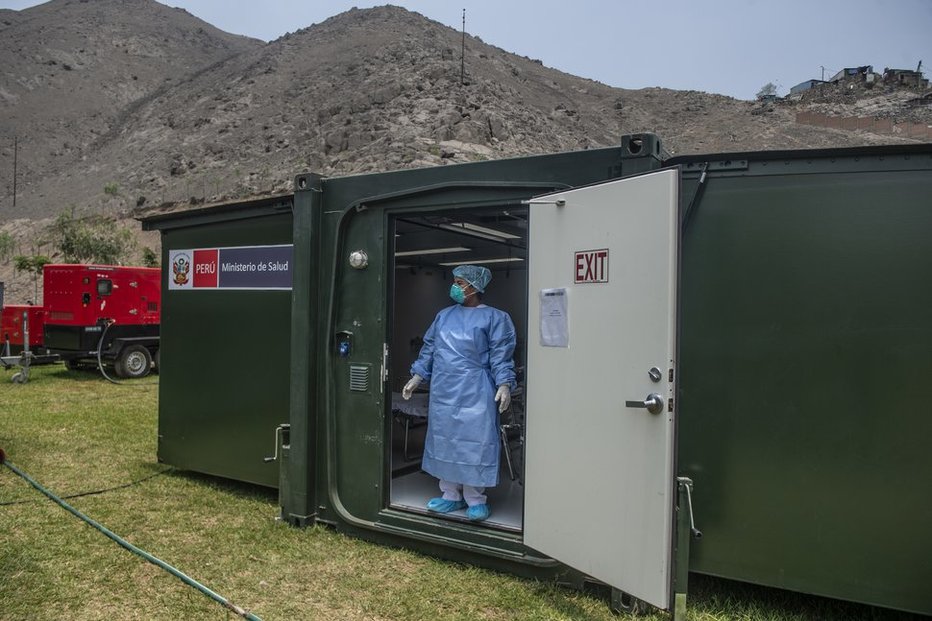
[
  {"xmin": 0, "ymin": 363, "xmax": 91, "ymax": 380},
  {"xmin": 42, "ymin": 364, "xmax": 160, "ymax": 386},
  {"xmin": 522, "ymin": 574, "xmax": 927, "ymax": 620},
  {"xmin": 534, "ymin": 581, "xmax": 629, "ymax": 620},
  {"xmin": 688, "ymin": 573, "xmax": 925, "ymax": 620},
  {"xmin": 46, "ymin": 365, "xmax": 109, "ymax": 382},
  {"xmin": 163, "ymin": 469, "xmax": 277, "ymax": 504}
]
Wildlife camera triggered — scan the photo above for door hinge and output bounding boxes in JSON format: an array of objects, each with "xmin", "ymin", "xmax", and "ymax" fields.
[{"xmin": 381, "ymin": 343, "xmax": 389, "ymax": 394}]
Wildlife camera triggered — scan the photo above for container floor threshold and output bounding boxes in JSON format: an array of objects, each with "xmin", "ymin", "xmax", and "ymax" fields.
[{"xmin": 390, "ymin": 470, "xmax": 523, "ymax": 532}]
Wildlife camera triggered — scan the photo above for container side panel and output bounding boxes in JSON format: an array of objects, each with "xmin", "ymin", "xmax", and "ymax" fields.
[
  {"xmin": 158, "ymin": 214, "xmax": 292, "ymax": 488},
  {"xmin": 679, "ymin": 166, "xmax": 932, "ymax": 615}
]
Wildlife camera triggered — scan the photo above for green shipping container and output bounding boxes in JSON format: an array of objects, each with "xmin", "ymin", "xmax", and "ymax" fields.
[
  {"xmin": 144, "ymin": 197, "xmax": 294, "ymax": 487},
  {"xmin": 143, "ymin": 135, "xmax": 932, "ymax": 617}
]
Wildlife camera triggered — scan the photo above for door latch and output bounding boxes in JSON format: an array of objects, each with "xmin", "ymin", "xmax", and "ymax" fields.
[
  {"xmin": 263, "ymin": 424, "xmax": 290, "ymax": 463},
  {"xmin": 625, "ymin": 393, "xmax": 664, "ymax": 414},
  {"xmin": 677, "ymin": 477, "xmax": 702, "ymax": 539}
]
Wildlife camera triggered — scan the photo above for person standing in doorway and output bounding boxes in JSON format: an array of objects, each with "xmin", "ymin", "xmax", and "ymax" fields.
[{"xmin": 402, "ymin": 265, "xmax": 516, "ymax": 522}]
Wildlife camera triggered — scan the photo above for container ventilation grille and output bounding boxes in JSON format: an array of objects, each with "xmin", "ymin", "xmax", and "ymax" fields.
[{"xmin": 349, "ymin": 364, "xmax": 370, "ymax": 392}]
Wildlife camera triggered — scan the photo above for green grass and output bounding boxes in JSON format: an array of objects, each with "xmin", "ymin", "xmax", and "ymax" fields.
[{"xmin": 0, "ymin": 366, "xmax": 922, "ymax": 620}]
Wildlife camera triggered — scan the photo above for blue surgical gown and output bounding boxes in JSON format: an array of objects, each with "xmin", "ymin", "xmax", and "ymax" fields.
[{"xmin": 411, "ymin": 304, "xmax": 517, "ymax": 488}]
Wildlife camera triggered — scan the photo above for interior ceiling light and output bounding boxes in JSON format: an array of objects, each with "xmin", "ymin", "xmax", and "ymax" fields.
[
  {"xmin": 394, "ymin": 246, "xmax": 471, "ymax": 257},
  {"xmin": 438, "ymin": 222, "xmax": 521, "ymax": 241},
  {"xmin": 438, "ymin": 257, "xmax": 524, "ymax": 266}
]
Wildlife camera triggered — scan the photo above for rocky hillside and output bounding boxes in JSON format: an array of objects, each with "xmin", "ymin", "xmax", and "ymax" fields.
[
  {"xmin": 0, "ymin": 1, "xmax": 929, "ymax": 302},
  {"xmin": 0, "ymin": 0, "xmax": 260, "ymax": 204}
]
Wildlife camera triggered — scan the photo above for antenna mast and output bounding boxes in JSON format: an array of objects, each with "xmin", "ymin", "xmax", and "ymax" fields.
[
  {"xmin": 461, "ymin": 9, "xmax": 466, "ymax": 86},
  {"xmin": 12, "ymin": 136, "xmax": 17, "ymax": 208}
]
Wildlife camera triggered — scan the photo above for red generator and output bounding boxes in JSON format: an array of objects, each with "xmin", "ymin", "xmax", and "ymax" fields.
[
  {"xmin": 43, "ymin": 264, "xmax": 161, "ymax": 378},
  {"xmin": 1, "ymin": 304, "xmax": 47, "ymax": 356}
]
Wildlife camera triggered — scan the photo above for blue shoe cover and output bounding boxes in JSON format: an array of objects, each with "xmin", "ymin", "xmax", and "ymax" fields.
[
  {"xmin": 466, "ymin": 504, "xmax": 491, "ymax": 521},
  {"xmin": 427, "ymin": 497, "xmax": 466, "ymax": 513}
]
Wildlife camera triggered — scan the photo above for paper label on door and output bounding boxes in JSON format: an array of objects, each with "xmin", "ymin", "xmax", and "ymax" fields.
[{"xmin": 540, "ymin": 288, "xmax": 569, "ymax": 347}]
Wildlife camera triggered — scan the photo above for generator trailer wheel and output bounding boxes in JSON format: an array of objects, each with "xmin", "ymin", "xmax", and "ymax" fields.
[{"xmin": 115, "ymin": 345, "xmax": 152, "ymax": 379}]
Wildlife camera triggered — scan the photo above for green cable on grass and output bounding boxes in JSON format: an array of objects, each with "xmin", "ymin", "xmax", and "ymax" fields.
[{"xmin": 0, "ymin": 448, "xmax": 262, "ymax": 621}]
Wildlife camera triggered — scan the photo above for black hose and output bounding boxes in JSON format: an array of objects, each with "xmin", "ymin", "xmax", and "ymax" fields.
[
  {"xmin": 0, "ymin": 467, "xmax": 172, "ymax": 506},
  {"xmin": 96, "ymin": 319, "xmax": 122, "ymax": 385}
]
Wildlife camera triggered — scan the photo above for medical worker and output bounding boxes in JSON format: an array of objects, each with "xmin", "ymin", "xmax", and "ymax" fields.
[{"xmin": 402, "ymin": 265, "xmax": 517, "ymax": 522}]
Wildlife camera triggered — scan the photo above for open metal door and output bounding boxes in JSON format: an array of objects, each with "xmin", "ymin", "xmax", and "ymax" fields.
[{"xmin": 524, "ymin": 169, "xmax": 680, "ymax": 610}]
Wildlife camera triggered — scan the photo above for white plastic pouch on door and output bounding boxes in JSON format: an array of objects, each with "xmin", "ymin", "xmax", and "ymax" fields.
[{"xmin": 539, "ymin": 288, "xmax": 568, "ymax": 347}]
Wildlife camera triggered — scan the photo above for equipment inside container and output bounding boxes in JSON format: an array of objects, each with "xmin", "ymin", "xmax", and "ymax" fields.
[{"xmin": 387, "ymin": 206, "xmax": 528, "ymax": 532}]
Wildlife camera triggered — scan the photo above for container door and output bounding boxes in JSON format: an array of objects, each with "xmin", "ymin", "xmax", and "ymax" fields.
[{"xmin": 524, "ymin": 168, "xmax": 679, "ymax": 610}]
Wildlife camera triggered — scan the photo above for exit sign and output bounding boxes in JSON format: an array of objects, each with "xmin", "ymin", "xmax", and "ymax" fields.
[{"xmin": 574, "ymin": 248, "xmax": 609, "ymax": 283}]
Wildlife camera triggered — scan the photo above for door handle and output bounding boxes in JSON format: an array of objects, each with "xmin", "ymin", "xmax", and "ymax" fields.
[{"xmin": 625, "ymin": 393, "xmax": 664, "ymax": 414}]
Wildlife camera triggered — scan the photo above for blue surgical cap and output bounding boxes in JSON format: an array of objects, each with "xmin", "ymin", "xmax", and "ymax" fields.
[{"xmin": 453, "ymin": 265, "xmax": 492, "ymax": 293}]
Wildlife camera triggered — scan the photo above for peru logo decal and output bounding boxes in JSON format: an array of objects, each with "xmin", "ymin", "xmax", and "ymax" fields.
[
  {"xmin": 168, "ymin": 245, "xmax": 292, "ymax": 291},
  {"xmin": 171, "ymin": 252, "xmax": 191, "ymax": 287}
]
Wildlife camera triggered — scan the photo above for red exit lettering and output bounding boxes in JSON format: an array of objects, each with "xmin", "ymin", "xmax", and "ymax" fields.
[{"xmin": 574, "ymin": 249, "xmax": 609, "ymax": 283}]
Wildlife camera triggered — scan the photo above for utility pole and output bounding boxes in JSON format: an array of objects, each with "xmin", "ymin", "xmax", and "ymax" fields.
[
  {"xmin": 460, "ymin": 9, "xmax": 466, "ymax": 85},
  {"xmin": 12, "ymin": 136, "xmax": 17, "ymax": 208},
  {"xmin": 820, "ymin": 66, "xmax": 825, "ymax": 81}
]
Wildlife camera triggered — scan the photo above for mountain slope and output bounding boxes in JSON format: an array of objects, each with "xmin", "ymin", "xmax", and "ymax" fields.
[
  {"xmin": 0, "ymin": 2, "xmax": 927, "ymax": 227},
  {"xmin": 0, "ymin": 0, "xmax": 261, "ymax": 197}
]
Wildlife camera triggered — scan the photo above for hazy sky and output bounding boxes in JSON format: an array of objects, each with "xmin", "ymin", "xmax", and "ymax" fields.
[{"xmin": 3, "ymin": 0, "xmax": 931, "ymax": 100}]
